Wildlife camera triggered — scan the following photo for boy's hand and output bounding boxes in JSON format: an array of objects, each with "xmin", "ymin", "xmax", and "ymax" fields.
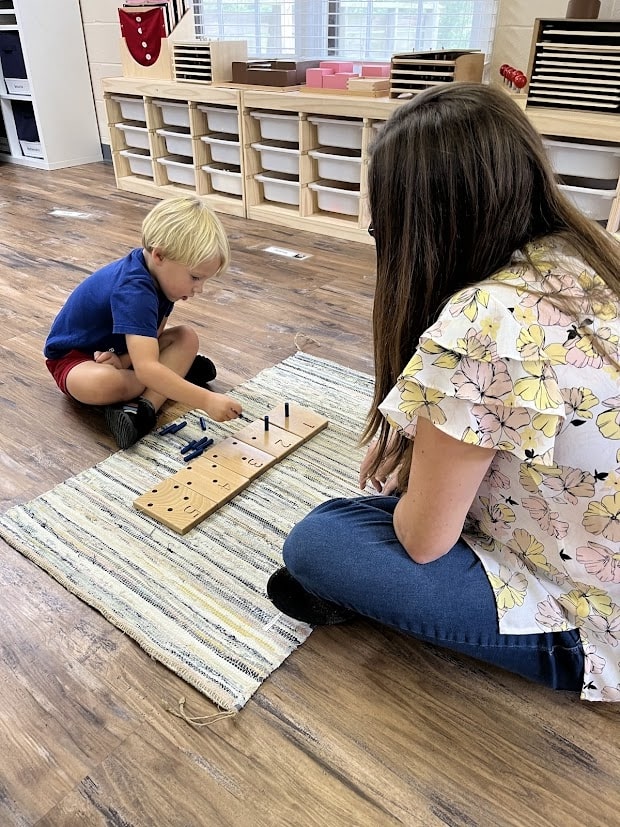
[
  {"xmin": 94, "ymin": 350, "xmax": 123, "ymax": 369},
  {"xmin": 203, "ymin": 391, "xmax": 242, "ymax": 422}
]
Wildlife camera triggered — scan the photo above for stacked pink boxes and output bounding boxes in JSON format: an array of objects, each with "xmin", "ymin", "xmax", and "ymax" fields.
[{"xmin": 306, "ymin": 61, "xmax": 390, "ymax": 89}]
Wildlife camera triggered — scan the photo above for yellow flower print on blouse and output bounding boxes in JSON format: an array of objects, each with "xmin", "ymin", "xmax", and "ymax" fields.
[
  {"xmin": 506, "ymin": 528, "xmax": 550, "ymax": 573},
  {"xmin": 582, "ymin": 493, "xmax": 620, "ymax": 543},
  {"xmin": 400, "ymin": 352, "xmax": 423, "ymax": 378},
  {"xmin": 577, "ymin": 270, "xmax": 618, "ymax": 321},
  {"xmin": 516, "ymin": 324, "xmax": 567, "ymax": 364},
  {"xmin": 488, "ymin": 566, "xmax": 528, "ymax": 612},
  {"xmin": 566, "ymin": 328, "xmax": 620, "ymax": 370},
  {"xmin": 559, "ymin": 584, "xmax": 613, "ymax": 620},
  {"xmin": 397, "ymin": 381, "xmax": 447, "ymax": 426},
  {"xmin": 514, "ymin": 362, "xmax": 563, "ymax": 410},
  {"xmin": 596, "ymin": 396, "xmax": 620, "ymax": 440},
  {"xmin": 448, "ymin": 286, "xmax": 490, "ymax": 322}
]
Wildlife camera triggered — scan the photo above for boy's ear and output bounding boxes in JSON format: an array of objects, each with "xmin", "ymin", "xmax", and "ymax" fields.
[{"xmin": 150, "ymin": 246, "xmax": 166, "ymax": 264}]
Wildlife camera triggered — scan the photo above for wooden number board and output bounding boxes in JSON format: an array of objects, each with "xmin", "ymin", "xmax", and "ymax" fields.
[{"xmin": 134, "ymin": 402, "xmax": 328, "ymax": 534}]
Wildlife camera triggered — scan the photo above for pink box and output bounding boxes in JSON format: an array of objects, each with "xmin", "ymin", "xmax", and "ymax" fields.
[
  {"xmin": 320, "ymin": 61, "xmax": 354, "ymax": 73},
  {"xmin": 361, "ymin": 64, "xmax": 390, "ymax": 77},
  {"xmin": 323, "ymin": 72, "xmax": 357, "ymax": 90},
  {"xmin": 306, "ymin": 67, "xmax": 334, "ymax": 87}
]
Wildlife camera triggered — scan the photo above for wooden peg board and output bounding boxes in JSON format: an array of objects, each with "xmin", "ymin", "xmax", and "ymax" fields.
[{"xmin": 133, "ymin": 402, "xmax": 328, "ymax": 534}]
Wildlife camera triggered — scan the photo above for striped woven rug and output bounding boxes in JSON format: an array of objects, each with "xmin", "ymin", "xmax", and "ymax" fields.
[{"xmin": 0, "ymin": 353, "xmax": 373, "ymax": 711}]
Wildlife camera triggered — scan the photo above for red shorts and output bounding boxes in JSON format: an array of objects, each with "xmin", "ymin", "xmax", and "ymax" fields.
[{"xmin": 45, "ymin": 349, "xmax": 94, "ymax": 398}]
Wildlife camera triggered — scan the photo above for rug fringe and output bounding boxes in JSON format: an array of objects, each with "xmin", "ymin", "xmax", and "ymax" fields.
[{"xmin": 165, "ymin": 696, "xmax": 237, "ymax": 728}]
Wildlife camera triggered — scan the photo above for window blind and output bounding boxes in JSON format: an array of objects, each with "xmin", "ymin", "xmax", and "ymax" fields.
[{"xmin": 191, "ymin": 1, "xmax": 498, "ymax": 61}]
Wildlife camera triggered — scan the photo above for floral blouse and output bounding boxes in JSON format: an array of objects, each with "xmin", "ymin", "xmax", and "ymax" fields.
[{"xmin": 379, "ymin": 236, "xmax": 620, "ymax": 702}]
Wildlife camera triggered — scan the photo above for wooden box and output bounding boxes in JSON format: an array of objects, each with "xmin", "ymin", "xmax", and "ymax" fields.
[{"xmin": 389, "ymin": 49, "xmax": 485, "ymax": 99}]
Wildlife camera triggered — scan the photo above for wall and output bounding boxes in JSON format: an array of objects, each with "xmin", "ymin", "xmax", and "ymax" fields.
[{"xmin": 79, "ymin": 0, "xmax": 620, "ymax": 147}]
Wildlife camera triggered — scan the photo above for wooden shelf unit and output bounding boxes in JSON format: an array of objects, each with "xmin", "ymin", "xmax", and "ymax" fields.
[
  {"xmin": 103, "ymin": 77, "xmax": 245, "ymax": 218},
  {"xmin": 241, "ymin": 89, "xmax": 401, "ymax": 244},
  {"xmin": 103, "ymin": 77, "xmax": 620, "ymax": 240}
]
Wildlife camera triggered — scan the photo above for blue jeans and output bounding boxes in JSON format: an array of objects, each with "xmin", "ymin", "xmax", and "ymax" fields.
[{"xmin": 283, "ymin": 496, "xmax": 584, "ymax": 691}]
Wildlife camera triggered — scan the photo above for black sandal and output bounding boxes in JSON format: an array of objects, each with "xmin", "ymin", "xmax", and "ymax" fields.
[
  {"xmin": 266, "ymin": 567, "xmax": 357, "ymax": 626},
  {"xmin": 185, "ymin": 354, "xmax": 217, "ymax": 387}
]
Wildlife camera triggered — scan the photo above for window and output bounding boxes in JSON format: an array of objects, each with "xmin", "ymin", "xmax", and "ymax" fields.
[{"xmin": 191, "ymin": 1, "xmax": 498, "ymax": 62}]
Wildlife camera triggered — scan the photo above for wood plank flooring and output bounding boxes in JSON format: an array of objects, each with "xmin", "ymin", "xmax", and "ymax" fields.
[{"xmin": 0, "ymin": 160, "xmax": 618, "ymax": 827}]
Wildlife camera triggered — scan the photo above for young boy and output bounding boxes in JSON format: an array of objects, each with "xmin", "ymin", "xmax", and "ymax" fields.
[{"xmin": 44, "ymin": 195, "xmax": 242, "ymax": 449}]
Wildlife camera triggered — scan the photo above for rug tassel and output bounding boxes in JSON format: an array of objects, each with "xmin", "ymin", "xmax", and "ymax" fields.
[
  {"xmin": 165, "ymin": 696, "xmax": 236, "ymax": 728},
  {"xmin": 294, "ymin": 331, "xmax": 321, "ymax": 352}
]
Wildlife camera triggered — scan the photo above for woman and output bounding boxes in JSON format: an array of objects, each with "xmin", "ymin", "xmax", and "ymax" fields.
[{"xmin": 267, "ymin": 83, "xmax": 620, "ymax": 702}]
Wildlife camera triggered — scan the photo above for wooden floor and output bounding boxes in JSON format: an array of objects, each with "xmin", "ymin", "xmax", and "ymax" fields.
[{"xmin": 0, "ymin": 161, "xmax": 618, "ymax": 827}]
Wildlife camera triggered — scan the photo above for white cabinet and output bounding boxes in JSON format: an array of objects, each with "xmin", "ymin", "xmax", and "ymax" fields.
[{"xmin": 0, "ymin": 0, "xmax": 102, "ymax": 169}]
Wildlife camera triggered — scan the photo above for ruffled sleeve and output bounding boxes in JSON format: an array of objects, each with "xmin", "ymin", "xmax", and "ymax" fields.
[{"xmin": 378, "ymin": 282, "xmax": 567, "ymax": 465}]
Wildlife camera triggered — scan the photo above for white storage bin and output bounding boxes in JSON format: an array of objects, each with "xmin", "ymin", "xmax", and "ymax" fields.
[
  {"xmin": 309, "ymin": 179, "xmax": 360, "ymax": 216},
  {"xmin": 255, "ymin": 171, "xmax": 300, "ymax": 206},
  {"xmin": 111, "ymin": 95, "xmax": 146, "ymax": 122},
  {"xmin": 117, "ymin": 121, "xmax": 150, "ymax": 150},
  {"xmin": 559, "ymin": 183, "xmax": 616, "ymax": 221},
  {"xmin": 19, "ymin": 139, "xmax": 43, "ymax": 159},
  {"xmin": 250, "ymin": 110, "xmax": 299, "ymax": 143},
  {"xmin": 153, "ymin": 99, "xmax": 190, "ymax": 128},
  {"xmin": 202, "ymin": 162, "xmax": 243, "ymax": 196},
  {"xmin": 544, "ymin": 139, "xmax": 620, "ymax": 181},
  {"xmin": 309, "ymin": 146, "xmax": 362, "ymax": 184},
  {"xmin": 5, "ymin": 77, "xmax": 30, "ymax": 95},
  {"xmin": 308, "ymin": 116, "xmax": 363, "ymax": 150},
  {"xmin": 197, "ymin": 104, "xmax": 239, "ymax": 135},
  {"xmin": 120, "ymin": 147, "xmax": 153, "ymax": 178},
  {"xmin": 156, "ymin": 126, "xmax": 192, "ymax": 157},
  {"xmin": 251, "ymin": 140, "xmax": 300, "ymax": 174},
  {"xmin": 201, "ymin": 132, "xmax": 241, "ymax": 164},
  {"xmin": 157, "ymin": 154, "xmax": 195, "ymax": 186}
]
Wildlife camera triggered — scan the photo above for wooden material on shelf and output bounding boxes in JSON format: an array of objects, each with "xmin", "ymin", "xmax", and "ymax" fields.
[
  {"xmin": 120, "ymin": 7, "xmax": 195, "ymax": 81},
  {"xmin": 173, "ymin": 40, "xmax": 248, "ymax": 84},
  {"xmin": 525, "ymin": 18, "xmax": 620, "ymax": 114},
  {"xmin": 389, "ymin": 50, "xmax": 484, "ymax": 99},
  {"xmin": 102, "ymin": 76, "xmax": 620, "ymax": 240}
]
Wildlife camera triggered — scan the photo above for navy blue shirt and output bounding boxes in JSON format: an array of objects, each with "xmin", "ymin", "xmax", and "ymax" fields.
[{"xmin": 45, "ymin": 248, "xmax": 174, "ymax": 359}]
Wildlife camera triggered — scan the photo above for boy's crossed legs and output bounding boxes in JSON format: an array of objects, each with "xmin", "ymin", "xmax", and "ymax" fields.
[{"xmin": 52, "ymin": 325, "xmax": 214, "ymax": 448}]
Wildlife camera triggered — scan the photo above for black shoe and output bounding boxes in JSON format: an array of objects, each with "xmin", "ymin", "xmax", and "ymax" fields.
[
  {"xmin": 266, "ymin": 567, "xmax": 357, "ymax": 626},
  {"xmin": 185, "ymin": 354, "xmax": 217, "ymax": 387},
  {"xmin": 104, "ymin": 397, "xmax": 157, "ymax": 449}
]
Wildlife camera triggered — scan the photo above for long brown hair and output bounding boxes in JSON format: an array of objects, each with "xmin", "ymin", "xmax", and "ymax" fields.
[{"xmin": 363, "ymin": 82, "xmax": 620, "ymax": 488}]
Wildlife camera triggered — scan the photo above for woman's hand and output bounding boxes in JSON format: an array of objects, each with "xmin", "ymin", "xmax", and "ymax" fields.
[{"xmin": 359, "ymin": 439, "xmax": 401, "ymax": 495}]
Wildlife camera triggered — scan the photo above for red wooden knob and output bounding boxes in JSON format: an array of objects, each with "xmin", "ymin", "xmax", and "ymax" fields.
[{"xmin": 513, "ymin": 73, "xmax": 527, "ymax": 89}]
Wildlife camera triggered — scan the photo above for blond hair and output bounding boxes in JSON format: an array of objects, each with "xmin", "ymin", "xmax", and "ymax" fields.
[{"xmin": 141, "ymin": 195, "xmax": 230, "ymax": 273}]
